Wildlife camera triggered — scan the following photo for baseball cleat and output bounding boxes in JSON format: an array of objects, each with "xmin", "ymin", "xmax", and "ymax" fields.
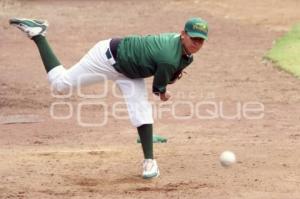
[
  {"xmin": 9, "ymin": 18, "xmax": 48, "ymax": 38},
  {"xmin": 142, "ymin": 159, "xmax": 160, "ymax": 179}
]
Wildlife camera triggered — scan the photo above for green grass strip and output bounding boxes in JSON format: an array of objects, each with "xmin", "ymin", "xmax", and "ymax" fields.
[{"xmin": 265, "ymin": 23, "xmax": 300, "ymax": 77}]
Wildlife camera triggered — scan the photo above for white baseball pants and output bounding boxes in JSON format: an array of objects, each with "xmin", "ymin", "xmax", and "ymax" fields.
[{"xmin": 47, "ymin": 39, "xmax": 153, "ymax": 127}]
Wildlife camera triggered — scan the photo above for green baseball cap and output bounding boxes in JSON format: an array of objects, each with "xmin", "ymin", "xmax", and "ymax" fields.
[{"xmin": 184, "ymin": 17, "xmax": 208, "ymax": 40}]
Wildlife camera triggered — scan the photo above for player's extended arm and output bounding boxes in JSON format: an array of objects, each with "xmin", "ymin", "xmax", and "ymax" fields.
[
  {"xmin": 152, "ymin": 63, "xmax": 176, "ymax": 101},
  {"xmin": 168, "ymin": 69, "xmax": 184, "ymax": 84}
]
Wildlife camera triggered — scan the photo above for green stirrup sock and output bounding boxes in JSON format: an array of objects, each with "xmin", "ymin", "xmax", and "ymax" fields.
[
  {"xmin": 137, "ymin": 124, "xmax": 153, "ymax": 159},
  {"xmin": 32, "ymin": 35, "xmax": 61, "ymax": 73}
]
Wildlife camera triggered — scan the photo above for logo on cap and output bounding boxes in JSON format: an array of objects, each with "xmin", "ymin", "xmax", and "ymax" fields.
[{"xmin": 193, "ymin": 23, "xmax": 208, "ymax": 34}]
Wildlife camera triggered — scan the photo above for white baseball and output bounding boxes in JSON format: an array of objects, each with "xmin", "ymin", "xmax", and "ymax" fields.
[{"xmin": 220, "ymin": 150, "xmax": 236, "ymax": 167}]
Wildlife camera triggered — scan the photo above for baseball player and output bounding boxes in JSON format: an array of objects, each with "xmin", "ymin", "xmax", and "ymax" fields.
[{"xmin": 9, "ymin": 17, "xmax": 208, "ymax": 179}]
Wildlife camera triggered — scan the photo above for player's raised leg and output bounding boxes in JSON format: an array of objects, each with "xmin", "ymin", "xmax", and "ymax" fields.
[
  {"xmin": 9, "ymin": 18, "xmax": 117, "ymax": 94},
  {"xmin": 9, "ymin": 18, "xmax": 60, "ymax": 73}
]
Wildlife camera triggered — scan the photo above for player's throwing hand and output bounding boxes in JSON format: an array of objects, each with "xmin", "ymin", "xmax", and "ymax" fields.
[{"xmin": 160, "ymin": 91, "xmax": 171, "ymax": 101}]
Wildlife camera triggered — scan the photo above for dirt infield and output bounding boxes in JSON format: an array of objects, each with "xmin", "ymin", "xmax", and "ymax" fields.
[{"xmin": 1, "ymin": 0, "xmax": 300, "ymax": 198}]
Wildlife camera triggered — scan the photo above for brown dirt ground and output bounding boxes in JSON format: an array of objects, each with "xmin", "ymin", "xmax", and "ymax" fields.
[{"xmin": 1, "ymin": 0, "xmax": 300, "ymax": 198}]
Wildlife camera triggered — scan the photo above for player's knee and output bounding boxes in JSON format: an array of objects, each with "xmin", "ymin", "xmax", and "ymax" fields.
[
  {"xmin": 127, "ymin": 102, "xmax": 153, "ymax": 127},
  {"xmin": 51, "ymin": 81, "xmax": 72, "ymax": 95}
]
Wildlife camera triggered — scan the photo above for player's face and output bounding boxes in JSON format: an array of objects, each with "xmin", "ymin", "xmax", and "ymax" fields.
[{"xmin": 181, "ymin": 31, "xmax": 204, "ymax": 54}]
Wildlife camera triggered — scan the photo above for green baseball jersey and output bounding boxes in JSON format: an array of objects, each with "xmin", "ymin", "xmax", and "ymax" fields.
[{"xmin": 114, "ymin": 33, "xmax": 193, "ymax": 94}]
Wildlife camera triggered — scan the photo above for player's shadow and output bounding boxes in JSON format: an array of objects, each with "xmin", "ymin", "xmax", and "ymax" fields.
[{"xmin": 112, "ymin": 175, "xmax": 153, "ymax": 184}]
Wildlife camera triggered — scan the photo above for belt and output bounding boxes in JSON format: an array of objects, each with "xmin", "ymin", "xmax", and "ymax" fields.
[
  {"xmin": 105, "ymin": 48, "xmax": 117, "ymax": 66},
  {"xmin": 110, "ymin": 38, "xmax": 122, "ymax": 59},
  {"xmin": 105, "ymin": 38, "xmax": 122, "ymax": 66}
]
